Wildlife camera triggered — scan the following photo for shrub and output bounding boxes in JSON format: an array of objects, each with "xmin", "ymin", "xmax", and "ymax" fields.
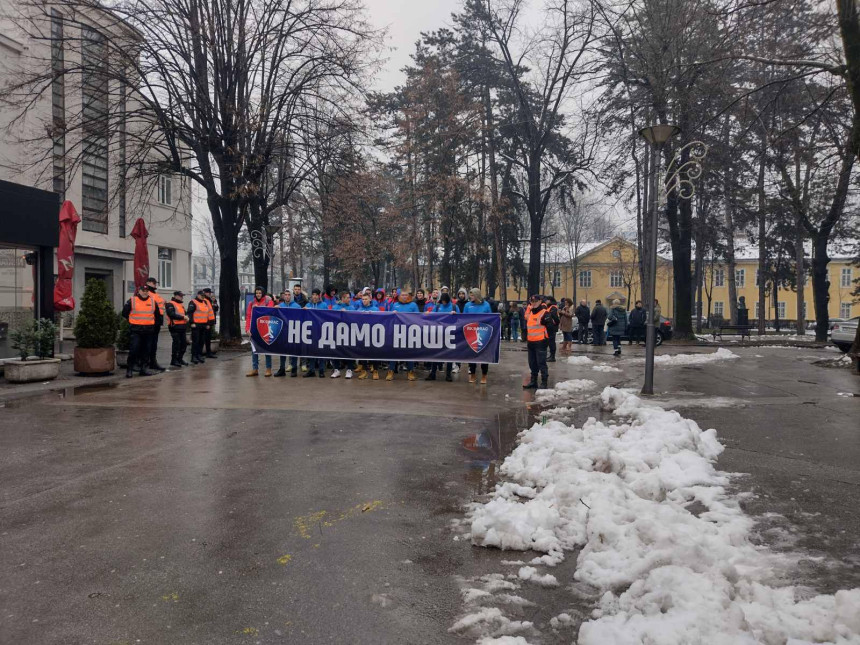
[
  {"xmin": 73, "ymin": 278, "xmax": 118, "ymax": 349},
  {"xmin": 9, "ymin": 318, "xmax": 56, "ymax": 360},
  {"xmin": 9, "ymin": 324, "xmax": 32, "ymax": 361}
]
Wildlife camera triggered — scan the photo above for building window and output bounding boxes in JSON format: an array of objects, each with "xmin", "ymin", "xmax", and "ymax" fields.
[
  {"xmin": 755, "ymin": 302, "xmax": 761, "ymax": 319},
  {"xmin": 735, "ymin": 269, "xmax": 745, "ymax": 288},
  {"xmin": 714, "ymin": 268, "xmax": 724, "ymax": 287},
  {"xmin": 841, "ymin": 303, "xmax": 852, "ymax": 319},
  {"xmin": 777, "ymin": 301, "xmax": 786, "ymax": 319},
  {"xmin": 51, "ymin": 10, "xmax": 65, "ymax": 198},
  {"xmin": 802, "ymin": 302, "xmax": 808, "ymax": 319},
  {"xmin": 713, "ymin": 301, "xmax": 724, "ymax": 317},
  {"xmin": 579, "ymin": 270, "xmax": 592, "ymax": 288},
  {"xmin": 755, "ymin": 269, "xmax": 760, "ymax": 287},
  {"xmin": 842, "ymin": 268, "xmax": 852, "ymax": 288},
  {"xmin": 158, "ymin": 175, "xmax": 173, "ymax": 206},
  {"xmin": 81, "ymin": 25, "xmax": 109, "ymax": 234},
  {"xmin": 158, "ymin": 247, "xmax": 173, "ymax": 288},
  {"xmin": 610, "ymin": 271, "xmax": 623, "ymax": 288},
  {"xmin": 552, "ymin": 270, "xmax": 561, "ymax": 288}
]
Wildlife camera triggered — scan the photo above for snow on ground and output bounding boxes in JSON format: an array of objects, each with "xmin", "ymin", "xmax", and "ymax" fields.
[
  {"xmin": 567, "ymin": 355, "xmax": 595, "ymax": 365},
  {"xmin": 592, "ymin": 364, "xmax": 622, "ymax": 373},
  {"xmin": 533, "ymin": 379, "xmax": 598, "ymax": 405},
  {"xmin": 652, "ymin": 347, "xmax": 739, "ymax": 365},
  {"xmin": 464, "ymin": 385, "xmax": 860, "ymax": 644}
]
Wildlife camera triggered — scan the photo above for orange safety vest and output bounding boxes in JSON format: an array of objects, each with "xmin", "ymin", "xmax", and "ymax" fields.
[
  {"xmin": 150, "ymin": 290, "xmax": 166, "ymax": 316},
  {"xmin": 168, "ymin": 300, "xmax": 185, "ymax": 326},
  {"xmin": 205, "ymin": 297, "xmax": 216, "ymax": 322},
  {"xmin": 129, "ymin": 295, "xmax": 156, "ymax": 326},
  {"xmin": 192, "ymin": 298, "xmax": 212, "ymax": 324},
  {"xmin": 526, "ymin": 309, "xmax": 548, "ymax": 342}
]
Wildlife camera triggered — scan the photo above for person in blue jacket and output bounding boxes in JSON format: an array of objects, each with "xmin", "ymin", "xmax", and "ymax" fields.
[
  {"xmin": 426, "ymin": 292, "xmax": 455, "ymax": 381},
  {"xmin": 463, "ymin": 288, "xmax": 492, "ymax": 384},
  {"xmin": 273, "ymin": 289, "xmax": 302, "ymax": 377},
  {"xmin": 387, "ymin": 288, "xmax": 419, "ymax": 381},
  {"xmin": 330, "ymin": 291, "xmax": 356, "ymax": 379},
  {"xmin": 353, "ymin": 290, "xmax": 381, "ymax": 379},
  {"xmin": 304, "ymin": 290, "xmax": 327, "ymax": 377}
]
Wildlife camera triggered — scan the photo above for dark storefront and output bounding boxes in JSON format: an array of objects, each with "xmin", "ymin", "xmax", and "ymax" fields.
[{"xmin": 0, "ymin": 179, "xmax": 59, "ymax": 359}]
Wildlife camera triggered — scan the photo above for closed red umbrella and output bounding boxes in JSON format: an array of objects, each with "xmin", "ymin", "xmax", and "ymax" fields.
[
  {"xmin": 53, "ymin": 200, "xmax": 81, "ymax": 311},
  {"xmin": 130, "ymin": 218, "xmax": 150, "ymax": 289}
]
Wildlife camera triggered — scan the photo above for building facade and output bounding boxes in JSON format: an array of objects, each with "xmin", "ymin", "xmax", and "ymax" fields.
[{"xmin": 0, "ymin": 0, "xmax": 192, "ymax": 340}]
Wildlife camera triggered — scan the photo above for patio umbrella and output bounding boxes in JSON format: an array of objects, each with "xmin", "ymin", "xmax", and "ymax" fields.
[
  {"xmin": 53, "ymin": 200, "xmax": 80, "ymax": 311},
  {"xmin": 130, "ymin": 218, "xmax": 150, "ymax": 289}
]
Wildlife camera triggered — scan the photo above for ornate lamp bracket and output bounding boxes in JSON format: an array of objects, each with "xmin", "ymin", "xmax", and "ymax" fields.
[{"xmin": 659, "ymin": 141, "xmax": 708, "ymax": 207}]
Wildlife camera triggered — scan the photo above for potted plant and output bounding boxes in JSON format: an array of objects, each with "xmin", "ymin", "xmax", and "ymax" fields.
[
  {"xmin": 209, "ymin": 327, "xmax": 220, "ymax": 353},
  {"xmin": 4, "ymin": 318, "xmax": 61, "ymax": 383},
  {"xmin": 115, "ymin": 316, "xmax": 131, "ymax": 368},
  {"xmin": 73, "ymin": 278, "xmax": 118, "ymax": 374}
]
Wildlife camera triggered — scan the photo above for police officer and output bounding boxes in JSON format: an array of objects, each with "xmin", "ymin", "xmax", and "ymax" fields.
[
  {"xmin": 202, "ymin": 287, "xmax": 218, "ymax": 358},
  {"xmin": 523, "ymin": 294, "xmax": 552, "ymax": 390},
  {"xmin": 186, "ymin": 290, "xmax": 213, "ymax": 364},
  {"xmin": 145, "ymin": 277, "xmax": 167, "ymax": 371},
  {"xmin": 122, "ymin": 283, "xmax": 163, "ymax": 378},
  {"xmin": 166, "ymin": 291, "xmax": 189, "ymax": 367}
]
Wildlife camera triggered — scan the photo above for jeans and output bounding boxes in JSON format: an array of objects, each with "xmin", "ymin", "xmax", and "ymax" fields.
[
  {"xmin": 429, "ymin": 362, "xmax": 452, "ymax": 377},
  {"xmin": 611, "ymin": 334, "xmax": 621, "ymax": 350},
  {"xmin": 527, "ymin": 341, "xmax": 548, "ymax": 383},
  {"xmin": 389, "ymin": 361, "xmax": 414, "ymax": 371},
  {"xmin": 547, "ymin": 330, "xmax": 557, "ymax": 358},
  {"xmin": 577, "ymin": 324, "xmax": 588, "ymax": 344},
  {"xmin": 511, "ymin": 321, "xmax": 520, "ymax": 340},
  {"xmin": 308, "ymin": 358, "xmax": 325, "ymax": 373},
  {"xmin": 252, "ymin": 352, "xmax": 272, "ymax": 370},
  {"xmin": 278, "ymin": 356, "xmax": 298, "ymax": 371}
]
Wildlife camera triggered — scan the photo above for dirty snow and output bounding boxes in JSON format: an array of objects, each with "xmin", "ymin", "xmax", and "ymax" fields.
[
  {"xmin": 466, "ymin": 385, "xmax": 860, "ymax": 644},
  {"xmin": 566, "ymin": 355, "xmax": 595, "ymax": 365},
  {"xmin": 653, "ymin": 347, "xmax": 739, "ymax": 365},
  {"xmin": 533, "ymin": 379, "xmax": 597, "ymax": 405},
  {"xmin": 592, "ymin": 364, "xmax": 622, "ymax": 373}
]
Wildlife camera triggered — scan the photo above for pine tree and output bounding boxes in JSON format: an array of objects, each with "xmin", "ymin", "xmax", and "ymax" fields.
[{"xmin": 73, "ymin": 279, "xmax": 118, "ymax": 349}]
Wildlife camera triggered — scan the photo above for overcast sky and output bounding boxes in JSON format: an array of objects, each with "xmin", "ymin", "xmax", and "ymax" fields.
[{"xmin": 364, "ymin": 0, "xmax": 463, "ymax": 91}]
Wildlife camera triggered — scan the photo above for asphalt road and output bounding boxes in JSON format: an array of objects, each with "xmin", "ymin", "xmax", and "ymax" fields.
[{"xmin": 1, "ymin": 341, "xmax": 858, "ymax": 644}]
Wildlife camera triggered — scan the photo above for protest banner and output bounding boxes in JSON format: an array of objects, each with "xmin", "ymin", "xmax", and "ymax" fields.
[{"xmin": 249, "ymin": 307, "xmax": 501, "ymax": 363}]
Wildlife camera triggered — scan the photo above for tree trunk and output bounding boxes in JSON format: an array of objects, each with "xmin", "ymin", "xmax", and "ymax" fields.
[
  {"xmin": 247, "ymin": 201, "xmax": 270, "ymax": 292},
  {"xmin": 212, "ymin": 201, "xmax": 243, "ymax": 344},
  {"xmin": 837, "ymin": 0, "xmax": 860, "ymax": 160},
  {"xmin": 526, "ymin": 158, "xmax": 543, "ymax": 296},
  {"xmin": 484, "ymin": 84, "xmax": 506, "ymax": 303},
  {"xmin": 795, "ymin": 222, "xmax": 805, "ymax": 334},
  {"xmin": 664, "ymin": 153, "xmax": 694, "ymax": 339},
  {"xmin": 772, "ymin": 279, "xmax": 781, "ymax": 332},
  {"xmin": 811, "ymin": 235, "xmax": 831, "ymax": 341},
  {"xmin": 757, "ymin": 147, "xmax": 767, "ymax": 335}
]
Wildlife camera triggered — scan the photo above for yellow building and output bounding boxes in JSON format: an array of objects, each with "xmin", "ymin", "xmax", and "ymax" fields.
[{"xmin": 488, "ymin": 236, "xmax": 856, "ymax": 323}]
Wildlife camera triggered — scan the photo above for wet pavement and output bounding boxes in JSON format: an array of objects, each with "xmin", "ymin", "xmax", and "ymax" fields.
[{"xmin": 1, "ymin": 341, "xmax": 858, "ymax": 644}]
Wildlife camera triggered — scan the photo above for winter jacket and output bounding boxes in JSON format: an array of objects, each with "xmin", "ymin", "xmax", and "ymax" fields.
[
  {"xmin": 122, "ymin": 294, "xmax": 164, "ymax": 332},
  {"xmin": 463, "ymin": 300, "xmax": 492, "ymax": 314},
  {"xmin": 245, "ymin": 295, "xmax": 275, "ymax": 333},
  {"xmin": 607, "ymin": 306, "xmax": 628, "ymax": 337},
  {"xmin": 544, "ymin": 305, "xmax": 560, "ymax": 332},
  {"xmin": 390, "ymin": 300, "xmax": 420, "ymax": 313},
  {"xmin": 332, "ymin": 301, "xmax": 353, "ymax": 311},
  {"xmin": 575, "ymin": 304, "xmax": 590, "ymax": 325},
  {"xmin": 455, "ymin": 297, "xmax": 468, "ymax": 313},
  {"xmin": 322, "ymin": 294, "xmax": 338, "ymax": 309},
  {"xmin": 428, "ymin": 301, "xmax": 454, "ymax": 313},
  {"xmin": 292, "ymin": 292, "xmax": 308, "ymax": 307},
  {"xmin": 591, "ymin": 304, "xmax": 607, "ymax": 329},
  {"xmin": 629, "ymin": 307, "xmax": 647, "ymax": 328},
  {"xmin": 306, "ymin": 300, "xmax": 327, "ymax": 310},
  {"xmin": 415, "ymin": 298, "xmax": 427, "ymax": 312},
  {"xmin": 558, "ymin": 305, "xmax": 573, "ymax": 332},
  {"xmin": 278, "ymin": 301, "xmax": 302, "ymax": 309},
  {"xmin": 353, "ymin": 301, "xmax": 381, "ymax": 312}
]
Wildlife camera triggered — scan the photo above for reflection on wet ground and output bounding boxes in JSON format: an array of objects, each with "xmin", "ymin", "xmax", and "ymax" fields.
[{"xmin": 460, "ymin": 406, "xmax": 534, "ymax": 496}]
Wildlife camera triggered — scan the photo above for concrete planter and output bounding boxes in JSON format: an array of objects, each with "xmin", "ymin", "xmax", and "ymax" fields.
[
  {"xmin": 210, "ymin": 340, "xmax": 219, "ymax": 353},
  {"xmin": 116, "ymin": 350, "xmax": 130, "ymax": 368},
  {"xmin": 4, "ymin": 358, "xmax": 61, "ymax": 383},
  {"xmin": 73, "ymin": 347, "xmax": 116, "ymax": 375}
]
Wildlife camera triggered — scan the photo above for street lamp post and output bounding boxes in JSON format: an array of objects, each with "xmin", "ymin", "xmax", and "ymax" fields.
[{"xmin": 638, "ymin": 124, "xmax": 708, "ymax": 395}]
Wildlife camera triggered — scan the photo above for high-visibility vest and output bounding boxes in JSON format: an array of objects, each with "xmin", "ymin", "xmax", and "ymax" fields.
[
  {"xmin": 526, "ymin": 309, "xmax": 548, "ymax": 342},
  {"xmin": 168, "ymin": 301, "xmax": 185, "ymax": 326},
  {"xmin": 150, "ymin": 290, "xmax": 166, "ymax": 316},
  {"xmin": 205, "ymin": 297, "xmax": 216, "ymax": 322},
  {"xmin": 192, "ymin": 298, "xmax": 212, "ymax": 324},
  {"xmin": 129, "ymin": 296, "xmax": 156, "ymax": 326}
]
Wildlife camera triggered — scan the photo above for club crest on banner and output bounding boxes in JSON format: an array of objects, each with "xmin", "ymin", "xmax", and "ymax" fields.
[
  {"xmin": 463, "ymin": 322, "xmax": 493, "ymax": 353},
  {"xmin": 256, "ymin": 316, "xmax": 283, "ymax": 345}
]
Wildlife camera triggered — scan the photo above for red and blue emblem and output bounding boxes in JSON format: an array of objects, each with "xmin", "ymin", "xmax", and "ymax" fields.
[
  {"xmin": 463, "ymin": 322, "xmax": 493, "ymax": 353},
  {"xmin": 256, "ymin": 315, "xmax": 283, "ymax": 345}
]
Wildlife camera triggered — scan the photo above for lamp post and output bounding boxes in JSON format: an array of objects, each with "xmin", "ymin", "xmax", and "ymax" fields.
[
  {"xmin": 250, "ymin": 223, "xmax": 283, "ymax": 293},
  {"xmin": 638, "ymin": 124, "xmax": 707, "ymax": 395}
]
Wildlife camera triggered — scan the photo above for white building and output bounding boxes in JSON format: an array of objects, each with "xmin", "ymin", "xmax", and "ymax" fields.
[{"xmin": 0, "ymin": 0, "xmax": 192, "ymax": 316}]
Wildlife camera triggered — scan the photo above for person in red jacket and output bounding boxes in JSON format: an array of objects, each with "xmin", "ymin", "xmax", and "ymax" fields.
[{"xmin": 245, "ymin": 286, "xmax": 275, "ymax": 376}]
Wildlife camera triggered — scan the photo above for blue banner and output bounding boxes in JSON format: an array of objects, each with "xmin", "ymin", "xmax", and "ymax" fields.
[{"xmin": 249, "ymin": 307, "xmax": 501, "ymax": 363}]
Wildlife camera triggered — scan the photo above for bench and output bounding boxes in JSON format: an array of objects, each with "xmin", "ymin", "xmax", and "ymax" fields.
[{"xmin": 712, "ymin": 325, "xmax": 755, "ymax": 341}]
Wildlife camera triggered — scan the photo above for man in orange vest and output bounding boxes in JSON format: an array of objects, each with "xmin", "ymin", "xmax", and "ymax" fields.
[
  {"xmin": 145, "ymin": 277, "xmax": 167, "ymax": 372},
  {"xmin": 165, "ymin": 291, "xmax": 189, "ymax": 367},
  {"xmin": 122, "ymin": 283, "xmax": 163, "ymax": 378},
  {"xmin": 202, "ymin": 287, "xmax": 218, "ymax": 358},
  {"xmin": 523, "ymin": 294, "xmax": 552, "ymax": 390},
  {"xmin": 186, "ymin": 290, "xmax": 213, "ymax": 364}
]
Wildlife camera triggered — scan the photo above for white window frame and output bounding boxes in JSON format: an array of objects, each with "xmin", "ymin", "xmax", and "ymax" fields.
[
  {"xmin": 777, "ymin": 301, "xmax": 786, "ymax": 319},
  {"xmin": 735, "ymin": 269, "xmax": 745, "ymax": 288},
  {"xmin": 610, "ymin": 270, "xmax": 623, "ymax": 288},
  {"xmin": 713, "ymin": 301, "xmax": 724, "ymax": 317},
  {"xmin": 802, "ymin": 302, "xmax": 808, "ymax": 319},
  {"xmin": 158, "ymin": 175, "xmax": 173, "ymax": 206},
  {"xmin": 714, "ymin": 268, "xmax": 724, "ymax": 287},
  {"xmin": 841, "ymin": 268, "xmax": 852, "ymax": 288},
  {"xmin": 157, "ymin": 247, "xmax": 173, "ymax": 288},
  {"xmin": 755, "ymin": 302, "xmax": 761, "ymax": 319},
  {"xmin": 579, "ymin": 270, "xmax": 592, "ymax": 288},
  {"xmin": 841, "ymin": 302, "xmax": 852, "ymax": 319},
  {"xmin": 552, "ymin": 270, "xmax": 561, "ymax": 288}
]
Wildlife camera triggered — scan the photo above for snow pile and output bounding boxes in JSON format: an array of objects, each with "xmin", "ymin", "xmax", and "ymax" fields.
[
  {"xmin": 451, "ymin": 574, "xmax": 538, "ymax": 642},
  {"xmin": 468, "ymin": 386, "xmax": 860, "ymax": 644},
  {"xmin": 653, "ymin": 347, "xmax": 739, "ymax": 365},
  {"xmin": 533, "ymin": 379, "xmax": 597, "ymax": 405},
  {"xmin": 592, "ymin": 364, "xmax": 622, "ymax": 373},
  {"xmin": 567, "ymin": 355, "xmax": 595, "ymax": 365}
]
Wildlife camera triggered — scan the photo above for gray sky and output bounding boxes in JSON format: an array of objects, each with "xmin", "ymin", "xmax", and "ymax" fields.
[{"xmin": 364, "ymin": 0, "xmax": 462, "ymax": 91}]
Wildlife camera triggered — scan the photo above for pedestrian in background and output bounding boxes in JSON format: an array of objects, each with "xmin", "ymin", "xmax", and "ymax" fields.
[
  {"xmin": 510, "ymin": 303, "xmax": 521, "ymax": 341},
  {"xmin": 628, "ymin": 300, "xmax": 646, "ymax": 345},
  {"xmin": 122, "ymin": 283, "xmax": 161, "ymax": 378},
  {"xmin": 608, "ymin": 299, "xmax": 628, "ymax": 356},
  {"xmin": 544, "ymin": 296, "xmax": 560, "ymax": 362},
  {"xmin": 145, "ymin": 277, "xmax": 167, "ymax": 371},
  {"xmin": 575, "ymin": 299, "xmax": 590, "ymax": 344},
  {"xmin": 202, "ymin": 287, "xmax": 218, "ymax": 358},
  {"xmin": 245, "ymin": 286, "xmax": 275, "ymax": 377},
  {"xmin": 463, "ymin": 288, "xmax": 492, "ymax": 384},
  {"xmin": 187, "ymin": 290, "xmax": 212, "ymax": 364},
  {"xmin": 559, "ymin": 298, "xmax": 574, "ymax": 353},
  {"xmin": 518, "ymin": 304, "xmax": 527, "ymax": 341},
  {"xmin": 591, "ymin": 299, "xmax": 607, "ymax": 345},
  {"xmin": 166, "ymin": 291, "xmax": 189, "ymax": 367}
]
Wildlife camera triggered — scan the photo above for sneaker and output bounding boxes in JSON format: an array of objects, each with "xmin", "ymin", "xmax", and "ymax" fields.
[
  {"xmin": 372, "ymin": 370, "xmax": 379, "ymax": 380},
  {"xmin": 264, "ymin": 368, "xmax": 272, "ymax": 377},
  {"xmin": 358, "ymin": 370, "xmax": 368, "ymax": 380},
  {"xmin": 246, "ymin": 369, "xmax": 259, "ymax": 377},
  {"xmin": 386, "ymin": 370, "xmax": 394, "ymax": 381},
  {"xmin": 614, "ymin": 349, "xmax": 621, "ymax": 356},
  {"xmin": 345, "ymin": 369, "xmax": 353, "ymax": 379},
  {"xmin": 301, "ymin": 364, "xmax": 308, "ymax": 373},
  {"xmin": 331, "ymin": 369, "xmax": 341, "ymax": 378},
  {"xmin": 452, "ymin": 364, "xmax": 460, "ymax": 373},
  {"xmin": 407, "ymin": 371, "xmax": 416, "ymax": 381}
]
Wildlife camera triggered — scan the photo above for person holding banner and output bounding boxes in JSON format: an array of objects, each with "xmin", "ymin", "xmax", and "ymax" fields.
[
  {"xmin": 386, "ymin": 288, "xmax": 420, "ymax": 381},
  {"xmin": 524, "ymin": 294, "xmax": 552, "ymax": 390},
  {"xmin": 426, "ymin": 292, "xmax": 455, "ymax": 381},
  {"xmin": 353, "ymin": 290, "xmax": 381, "ymax": 379},
  {"xmin": 331, "ymin": 291, "xmax": 356, "ymax": 379},
  {"xmin": 273, "ymin": 290, "xmax": 301, "ymax": 377},
  {"xmin": 304, "ymin": 291, "xmax": 328, "ymax": 377},
  {"xmin": 463, "ymin": 288, "xmax": 493, "ymax": 384},
  {"xmin": 246, "ymin": 287, "xmax": 275, "ymax": 376}
]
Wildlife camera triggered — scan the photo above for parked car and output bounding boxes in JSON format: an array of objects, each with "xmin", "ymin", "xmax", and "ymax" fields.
[
  {"xmin": 831, "ymin": 317, "xmax": 858, "ymax": 353},
  {"xmin": 573, "ymin": 317, "xmax": 673, "ymax": 346}
]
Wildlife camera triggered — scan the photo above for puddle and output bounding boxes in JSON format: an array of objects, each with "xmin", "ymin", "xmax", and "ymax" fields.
[{"xmin": 61, "ymin": 382, "xmax": 120, "ymax": 399}]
